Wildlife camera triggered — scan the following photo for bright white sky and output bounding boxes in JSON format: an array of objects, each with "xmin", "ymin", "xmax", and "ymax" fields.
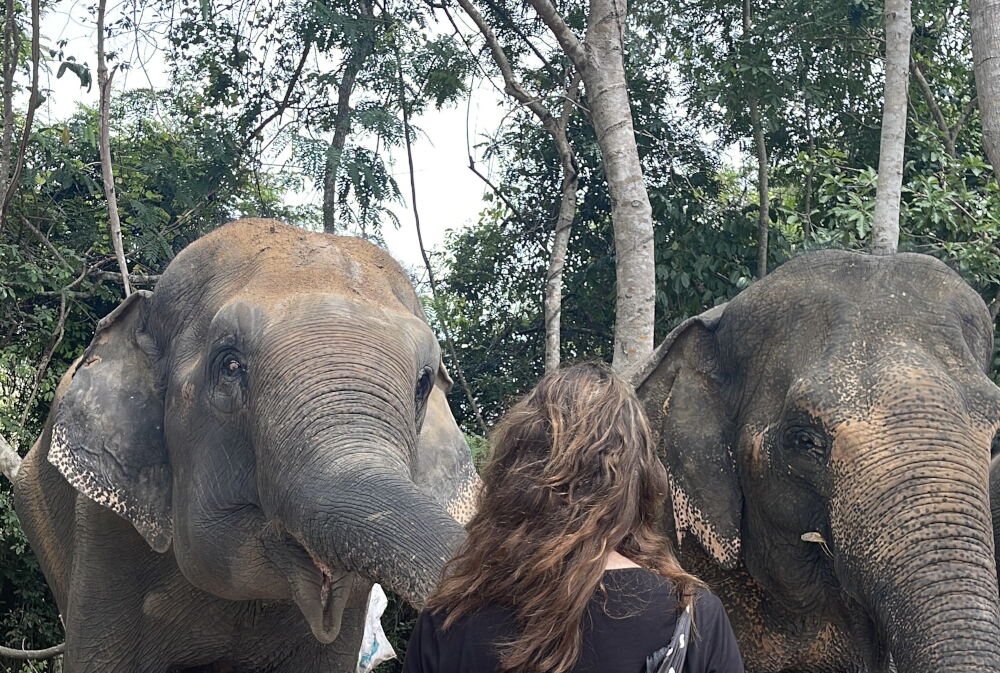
[{"xmin": 38, "ymin": 1, "xmax": 506, "ymax": 274}]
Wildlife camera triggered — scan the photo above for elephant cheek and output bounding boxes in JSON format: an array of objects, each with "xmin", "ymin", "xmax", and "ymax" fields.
[{"xmin": 444, "ymin": 469, "xmax": 481, "ymax": 526}]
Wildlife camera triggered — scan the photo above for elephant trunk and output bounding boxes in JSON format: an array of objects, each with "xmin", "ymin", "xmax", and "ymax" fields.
[
  {"xmin": 291, "ymin": 463, "xmax": 465, "ymax": 604},
  {"xmin": 832, "ymin": 433, "xmax": 1000, "ymax": 672}
]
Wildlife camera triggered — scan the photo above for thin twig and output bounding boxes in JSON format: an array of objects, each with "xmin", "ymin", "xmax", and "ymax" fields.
[
  {"xmin": 395, "ymin": 39, "xmax": 488, "ymax": 436},
  {"xmin": 951, "ymin": 96, "xmax": 978, "ymax": 148},
  {"xmin": 240, "ymin": 38, "xmax": 312, "ymax": 154},
  {"xmin": 911, "ymin": 58, "xmax": 956, "ymax": 158},
  {"xmin": 20, "ymin": 216, "xmax": 71, "ymax": 268},
  {"xmin": 17, "ymin": 293, "xmax": 68, "ymax": 430},
  {"xmin": 467, "ymin": 155, "xmax": 522, "ymax": 218}
]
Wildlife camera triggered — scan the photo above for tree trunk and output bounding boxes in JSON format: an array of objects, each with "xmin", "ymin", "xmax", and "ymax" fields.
[
  {"xmin": 97, "ymin": 0, "xmax": 131, "ymax": 294},
  {"xmin": 1, "ymin": 0, "xmax": 15, "ymax": 198},
  {"xmin": 456, "ymin": 0, "xmax": 583, "ymax": 373},
  {"xmin": 0, "ymin": 0, "xmax": 36, "ymax": 225},
  {"xmin": 804, "ymin": 102, "xmax": 815, "ymax": 241},
  {"xmin": 871, "ymin": 0, "xmax": 912, "ymax": 256},
  {"xmin": 970, "ymin": 0, "xmax": 1000, "ymax": 183},
  {"xmin": 585, "ymin": 0, "xmax": 654, "ymax": 372},
  {"xmin": 543, "ymin": 78, "xmax": 581, "ymax": 373},
  {"xmin": 743, "ymin": 0, "xmax": 769, "ymax": 278},
  {"xmin": 322, "ymin": 0, "xmax": 375, "ymax": 235},
  {"xmin": 530, "ymin": 0, "xmax": 655, "ymax": 373}
]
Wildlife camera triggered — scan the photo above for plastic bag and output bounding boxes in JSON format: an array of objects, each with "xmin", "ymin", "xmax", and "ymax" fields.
[{"xmin": 357, "ymin": 583, "xmax": 397, "ymax": 673}]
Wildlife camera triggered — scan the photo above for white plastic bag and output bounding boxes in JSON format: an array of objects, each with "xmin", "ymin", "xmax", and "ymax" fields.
[{"xmin": 356, "ymin": 583, "xmax": 397, "ymax": 673}]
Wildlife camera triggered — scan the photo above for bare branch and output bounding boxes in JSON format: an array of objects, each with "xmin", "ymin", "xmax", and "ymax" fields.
[
  {"xmin": 467, "ymin": 155, "xmax": 523, "ymax": 218},
  {"xmin": 951, "ymin": 96, "xmax": 979, "ymax": 148},
  {"xmin": 17, "ymin": 293, "xmax": 68, "ymax": 430},
  {"xmin": 95, "ymin": 270, "xmax": 159, "ymax": 285},
  {"xmin": 20, "ymin": 216, "xmax": 70, "ymax": 268},
  {"xmin": 525, "ymin": 0, "xmax": 588, "ymax": 69},
  {"xmin": 0, "ymin": 642, "xmax": 65, "ymax": 660},
  {"xmin": 0, "ymin": 430, "xmax": 20, "ymax": 481},
  {"xmin": 0, "ymin": 0, "xmax": 39, "ymax": 225},
  {"xmin": 911, "ymin": 58, "xmax": 956, "ymax": 158},
  {"xmin": 395, "ymin": 44, "xmax": 489, "ymax": 436},
  {"xmin": 97, "ymin": 0, "xmax": 131, "ymax": 296},
  {"xmin": 241, "ymin": 38, "xmax": 312, "ymax": 155},
  {"xmin": 456, "ymin": 0, "xmax": 553, "ymax": 123}
]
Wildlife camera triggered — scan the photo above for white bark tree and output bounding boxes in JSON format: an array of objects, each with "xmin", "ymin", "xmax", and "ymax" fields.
[
  {"xmin": 871, "ymin": 0, "xmax": 912, "ymax": 255},
  {"xmin": 97, "ymin": 0, "xmax": 131, "ymax": 294},
  {"xmin": 970, "ymin": 0, "xmax": 1000, "ymax": 183},
  {"xmin": 455, "ymin": 0, "xmax": 581, "ymax": 372},
  {"xmin": 743, "ymin": 0, "xmax": 769, "ymax": 278},
  {"xmin": 528, "ymin": 0, "xmax": 655, "ymax": 373}
]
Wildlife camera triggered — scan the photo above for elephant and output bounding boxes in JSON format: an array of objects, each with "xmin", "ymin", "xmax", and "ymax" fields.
[
  {"xmin": 12, "ymin": 218, "xmax": 479, "ymax": 673},
  {"xmin": 633, "ymin": 249, "xmax": 1000, "ymax": 672}
]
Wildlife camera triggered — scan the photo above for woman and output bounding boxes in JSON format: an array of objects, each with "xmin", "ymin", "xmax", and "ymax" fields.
[{"xmin": 403, "ymin": 363, "xmax": 744, "ymax": 673}]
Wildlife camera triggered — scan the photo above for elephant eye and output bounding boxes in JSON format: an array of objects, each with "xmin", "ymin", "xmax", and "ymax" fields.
[
  {"xmin": 785, "ymin": 426, "xmax": 827, "ymax": 456},
  {"xmin": 221, "ymin": 354, "xmax": 245, "ymax": 377},
  {"xmin": 415, "ymin": 366, "xmax": 434, "ymax": 403}
]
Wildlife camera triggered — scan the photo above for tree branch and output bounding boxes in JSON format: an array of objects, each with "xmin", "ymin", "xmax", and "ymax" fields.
[
  {"xmin": 467, "ymin": 155, "xmax": 523, "ymax": 218},
  {"xmin": 1, "ymin": 0, "xmax": 16, "ymax": 198},
  {"xmin": 241, "ymin": 38, "xmax": 312, "ymax": 154},
  {"xmin": 95, "ymin": 270, "xmax": 159, "ymax": 285},
  {"xmin": 525, "ymin": 0, "xmax": 588, "ymax": 70},
  {"xmin": 911, "ymin": 58, "xmax": 956, "ymax": 158},
  {"xmin": 395, "ymin": 43, "xmax": 489, "ymax": 436},
  {"xmin": 17, "ymin": 293, "xmax": 68, "ymax": 430},
  {"xmin": 544, "ymin": 73, "xmax": 581, "ymax": 371},
  {"xmin": 0, "ymin": 0, "xmax": 39, "ymax": 226},
  {"xmin": 950, "ymin": 96, "xmax": 978, "ymax": 148},
  {"xmin": 97, "ymin": 0, "xmax": 131, "ymax": 296},
  {"xmin": 0, "ymin": 642, "xmax": 65, "ymax": 660},
  {"xmin": 20, "ymin": 216, "xmax": 70, "ymax": 268}
]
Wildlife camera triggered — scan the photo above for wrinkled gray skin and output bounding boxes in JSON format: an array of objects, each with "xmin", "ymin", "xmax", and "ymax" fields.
[
  {"xmin": 13, "ymin": 219, "xmax": 479, "ymax": 673},
  {"xmin": 634, "ymin": 250, "xmax": 1000, "ymax": 673}
]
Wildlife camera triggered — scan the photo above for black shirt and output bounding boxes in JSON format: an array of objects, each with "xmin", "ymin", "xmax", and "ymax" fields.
[{"xmin": 402, "ymin": 568, "xmax": 744, "ymax": 673}]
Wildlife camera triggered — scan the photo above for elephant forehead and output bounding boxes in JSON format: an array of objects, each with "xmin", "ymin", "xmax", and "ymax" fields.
[{"xmin": 156, "ymin": 218, "xmax": 425, "ymax": 326}]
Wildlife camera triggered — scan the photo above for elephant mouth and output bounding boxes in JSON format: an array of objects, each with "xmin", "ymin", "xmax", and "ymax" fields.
[{"xmin": 263, "ymin": 528, "xmax": 356, "ymax": 644}]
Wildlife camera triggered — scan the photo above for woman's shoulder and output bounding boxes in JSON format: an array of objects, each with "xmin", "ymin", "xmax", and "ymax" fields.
[{"xmin": 691, "ymin": 586, "xmax": 728, "ymax": 621}]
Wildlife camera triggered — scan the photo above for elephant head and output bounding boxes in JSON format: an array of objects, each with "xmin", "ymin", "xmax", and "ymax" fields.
[
  {"xmin": 635, "ymin": 249, "xmax": 1000, "ymax": 672},
  {"xmin": 47, "ymin": 218, "xmax": 476, "ymax": 644}
]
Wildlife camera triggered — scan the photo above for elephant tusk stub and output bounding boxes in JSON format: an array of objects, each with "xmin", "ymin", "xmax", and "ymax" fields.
[{"xmin": 801, "ymin": 531, "xmax": 833, "ymax": 557}]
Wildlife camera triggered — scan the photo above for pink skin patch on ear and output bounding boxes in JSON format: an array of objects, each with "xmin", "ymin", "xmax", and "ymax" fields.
[{"xmin": 669, "ymin": 478, "xmax": 741, "ymax": 568}]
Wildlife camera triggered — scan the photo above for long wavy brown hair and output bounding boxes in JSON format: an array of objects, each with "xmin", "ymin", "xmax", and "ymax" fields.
[{"xmin": 425, "ymin": 362, "xmax": 703, "ymax": 673}]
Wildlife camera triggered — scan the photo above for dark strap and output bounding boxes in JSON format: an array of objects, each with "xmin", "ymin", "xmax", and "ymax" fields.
[{"xmin": 644, "ymin": 604, "xmax": 693, "ymax": 673}]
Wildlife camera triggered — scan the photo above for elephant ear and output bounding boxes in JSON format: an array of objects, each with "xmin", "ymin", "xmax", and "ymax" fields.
[
  {"xmin": 49, "ymin": 290, "xmax": 172, "ymax": 552},
  {"xmin": 633, "ymin": 304, "xmax": 742, "ymax": 569},
  {"xmin": 414, "ymin": 362, "xmax": 478, "ymax": 525}
]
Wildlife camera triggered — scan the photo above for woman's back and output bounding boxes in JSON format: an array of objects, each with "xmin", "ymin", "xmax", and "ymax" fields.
[
  {"xmin": 405, "ymin": 569, "xmax": 742, "ymax": 673},
  {"xmin": 410, "ymin": 364, "xmax": 745, "ymax": 673}
]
